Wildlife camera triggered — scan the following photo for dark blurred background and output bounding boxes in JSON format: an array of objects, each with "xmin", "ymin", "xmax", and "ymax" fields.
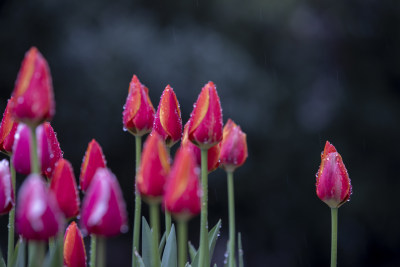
[{"xmin": 1, "ymin": 0, "xmax": 400, "ymax": 266}]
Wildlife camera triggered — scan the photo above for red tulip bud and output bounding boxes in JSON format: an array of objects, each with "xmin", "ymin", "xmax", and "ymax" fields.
[
  {"xmin": 64, "ymin": 221, "xmax": 87, "ymax": 267},
  {"xmin": 316, "ymin": 141, "xmax": 352, "ymax": 208},
  {"xmin": 81, "ymin": 168, "xmax": 128, "ymax": 237},
  {"xmin": 50, "ymin": 159, "xmax": 80, "ymax": 219},
  {"xmin": 0, "ymin": 159, "xmax": 14, "ymax": 215},
  {"xmin": 219, "ymin": 119, "xmax": 248, "ymax": 172},
  {"xmin": 10, "ymin": 47, "xmax": 55, "ymax": 127},
  {"xmin": 187, "ymin": 81, "xmax": 223, "ymax": 149},
  {"xmin": 164, "ymin": 146, "xmax": 201, "ymax": 221},
  {"xmin": 137, "ymin": 133, "xmax": 170, "ymax": 201},
  {"xmin": 16, "ymin": 174, "xmax": 63, "ymax": 240},
  {"xmin": 153, "ymin": 85, "xmax": 182, "ymax": 147},
  {"xmin": 43, "ymin": 122, "xmax": 63, "ymax": 178},
  {"xmin": 182, "ymin": 123, "xmax": 220, "ymax": 173},
  {"xmin": 79, "ymin": 139, "xmax": 106, "ymax": 192},
  {"xmin": 0, "ymin": 98, "xmax": 19, "ymax": 155},
  {"xmin": 123, "ymin": 75, "xmax": 155, "ymax": 136},
  {"xmin": 11, "ymin": 123, "xmax": 52, "ymax": 175}
]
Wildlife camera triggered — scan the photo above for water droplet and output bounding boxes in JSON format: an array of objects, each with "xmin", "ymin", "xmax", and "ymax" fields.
[
  {"xmin": 17, "ymin": 97, "xmax": 24, "ymax": 104},
  {"xmin": 120, "ymin": 224, "xmax": 129, "ymax": 233}
]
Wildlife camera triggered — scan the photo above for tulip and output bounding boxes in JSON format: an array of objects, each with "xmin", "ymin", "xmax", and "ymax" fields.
[
  {"xmin": 0, "ymin": 98, "xmax": 19, "ymax": 155},
  {"xmin": 315, "ymin": 141, "xmax": 352, "ymax": 267},
  {"xmin": 187, "ymin": 81, "xmax": 223, "ymax": 267},
  {"xmin": 11, "ymin": 123, "xmax": 51, "ymax": 175},
  {"xmin": 50, "ymin": 159, "xmax": 80, "ymax": 219},
  {"xmin": 136, "ymin": 133, "xmax": 170, "ymax": 201},
  {"xmin": 123, "ymin": 75, "xmax": 155, "ymax": 136},
  {"xmin": 64, "ymin": 221, "xmax": 87, "ymax": 267},
  {"xmin": 16, "ymin": 174, "xmax": 63, "ymax": 240},
  {"xmin": 10, "ymin": 47, "xmax": 55, "ymax": 127},
  {"xmin": 81, "ymin": 168, "xmax": 128, "ymax": 237},
  {"xmin": 0, "ymin": 159, "xmax": 14, "ymax": 215},
  {"xmin": 153, "ymin": 85, "xmax": 182, "ymax": 147},
  {"xmin": 219, "ymin": 119, "xmax": 247, "ymax": 267},
  {"xmin": 182, "ymin": 123, "xmax": 220, "ymax": 173},
  {"xmin": 164, "ymin": 146, "xmax": 201, "ymax": 267},
  {"xmin": 80, "ymin": 139, "xmax": 107, "ymax": 192},
  {"xmin": 316, "ymin": 141, "xmax": 352, "ymax": 208},
  {"xmin": 164, "ymin": 146, "xmax": 201, "ymax": 220},
  {"xmin": 43, "ymin": 122, "xmax": 63, "ymax": 178},
  {"xmin": 187, "ymin": 81, "xmax": 223, "ymax": 149}
]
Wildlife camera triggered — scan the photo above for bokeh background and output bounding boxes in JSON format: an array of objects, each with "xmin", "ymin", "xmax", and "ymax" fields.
[{"xmin": 1, "ymin": 0, "xmax": 400, "ymax": 266}]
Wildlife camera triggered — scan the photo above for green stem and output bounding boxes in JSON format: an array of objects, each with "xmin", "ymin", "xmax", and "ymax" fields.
[
  {"xmin": 29, "ymin": 126, "xmax": 39, "ymax": 174},
  {"xmin": 199, "ymin": 148, "xmax": 209, "ymax": 267},
  {"xmin": 7, "ymin": 161, "xmax": 16, "ymax": 266},
  {"xmin": 178, "ymin": 220, "xmax": 188, "ymax": 267},
  {"xmin": 227, "ymin": 171, "xmax": 235, "ymax": 267},
  {"xmin": 132, "ymin": 135, "xmax": 142, "ymax": 267},
  {"xmin": 97, "ymin": 236, "xmax": 106, "ymax": 267},
  {"xmin": 165, "ymin": 145, "xmax": 171, "ymax": 238},
  {"xmin": 150, "ymin": 203, "xmax": 160, "ymax": 267},
  {"xmin": 330, "ymin": 208, "xmax": 338, "ymax": 267},
  {"xmin": 165, "ymin": 211, "xmax": 172, "ymax": 238},
  {"xmin": 49, "ymin": 237, "xmax": 55, "ymax": 254},
  {"xmin": 28, "ymin": 241, "xmax": 45, "ymax": 267},
  {"xmin": 90, "ymin": 234, "xmax": 97, "ymax": 267}
]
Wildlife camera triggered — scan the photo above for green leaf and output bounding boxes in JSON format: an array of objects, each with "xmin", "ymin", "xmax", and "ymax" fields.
[
  {"xmin": 159, "ymin": 231, "xmax": 167, "ymax": 255},
  {"xmin": 43, "ymin": 234, "xmax": 63, "ymax": 267},
  {"xmin": 10, "ymin": 238, "xmax": 25, "ymax": 267},
  {"xmin": 0, "ymin": 250, "xmax": 6, "ymax": 267},
  {"xmin": 190, "ymin": 219, "xmax": 222, "ymax": 267},
  {"xmin": 142, "ymin": 217, "xmax": 153, "ymax": 267},
  {"xmin": 238, "ymin": 233, "xmax": 244, "ymax": 267},
  {"xmin": 208, "ymin": 219, "xmax": 222, "ymax": 260},
  {"xmin": 161, "ymin": 225, "xmax": 177, "ymax": 267},
  {"xmin": 188, "ymin": 241, "xmax": 197, "ymax": 262},
  {"xmin": 136, "ymin": 253, "xmax": 146, "ymax": 267}
]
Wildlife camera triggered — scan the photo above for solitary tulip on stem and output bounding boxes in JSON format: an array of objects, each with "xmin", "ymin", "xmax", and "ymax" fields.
[
  {"xmin": 316, "ymin": 141, "xmax": 352, "ymax": 267},
  {"xmin": 80, "ymin": 139, "xmax": 107, "ymax": 192}
]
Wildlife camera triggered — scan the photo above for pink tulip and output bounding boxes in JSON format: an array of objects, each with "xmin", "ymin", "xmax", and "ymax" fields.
[
  {"xmin": 316, "ymin": 141, "xmax": 352, "ymax": 208},
  {"xmin": 43, "ymin": 122, "xmax": 63, "ymax": 178},
  {"xmin": 0, "ymin": 97, "xmax": 19, "ymax": 155},
  {"xmin": 10, "ymin": 47, "xmax": 55, "ymax": 127},
  {"xmin": 81, "ymin": 168, "xmax": 128, "ymax": 237},
  {"xmin": 153, "ymin": 85, "xmax": 182, "ymax": 147},
  {"xmin": 64, "ymin": 221, "xmax": 87, "ymax": 267},
  {"xmin": 79, "ymin": 139, "xmax": 106, "ymax": 192},
  {"xmin": 0, "ymin": 159, "xmax": 14, "ymax": 215},
  {"xmin": 16, "ymin": 174, "xmax": 63, "ymax": 240}
]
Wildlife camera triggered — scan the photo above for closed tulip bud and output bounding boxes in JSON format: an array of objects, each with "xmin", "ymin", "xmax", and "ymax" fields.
[
  {"xmin": 316, "ymin": 141, "xmax": 352, "ymax": 208},
  {"xmin": 64, "ymin": 221, "xmax": 87, "ymax": 267},
  {"xmin": 16, "ymin": 174, "xmax": 63, "ymax": 240},
  {"xmin": 43, "ymin": 122, "xmax": 63, "ymax": 178},
  {"xmin": 219, "ymin": 119, "xmax": 248, "ymax": 172},
  {"xmin": 187, "ymin": 81, "xmax": 223, "ymax": 149},
  {"xmin": 123, "ymin": 75, "xmax": 155, "ymax": 136},
  {"xmin": 79, "ymin": 139, "xmax": 106, "ymax": 192},
  {"xmin": 11, "ymin": 123, "xmax": 51, "ymax": 175},
  {"xmin": 10, "ymin": 47, "xmax": 55, "ymax": 127},
  {"xmin": 81, "ymin": 168, "xmax": 128, "ymax": 237},
  {"xmin": 136, "ymin": 133, "xmax": 170, "ymax": 201},
  {"xmin": 164, "ymin": 146, "xmax": 201, "ymax": 221},
  {"xmin": 0, "ymin": 98, "xmax": 19, "ymax": 155},
  {"xmin": 182, "ymin": 123, "xmax": 220, "ymax": 173},
  {"xmin": 50, "ymin": 159, "xmax": 80, "ymax": 219},
  {"xmin": 153, "ymin": 85, "xmax": 182, "ymax": 147},
  {"xmin": 0, "ymin": 159, "xmax": 14, "ymax": 215}
]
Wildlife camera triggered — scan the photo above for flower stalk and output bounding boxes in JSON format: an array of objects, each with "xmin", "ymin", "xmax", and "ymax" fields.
[
  {"xmin": 28, "ymin": 241, "xmax": 45, "ymax": 267},
  {"xmin": 331, "ymin": 208, "xmax": 338, "ymax": 267},
  {"xmin": 7, "ymin": 162, "xmax": 16, "ymax": 265},
  {"xmin": 150, "ymin": 203, "xmax": 160, "ymax": 267},
  {"xmin": 227, "ymin": 171, "xmax": 235, "ymax": 267},
  {"xmin": 97, "ymin": 236, "xmax": 106, "ymax": 267},
  {"xmin": 199, "ymin": 148, "xmax": 209, "ymax": 267},
  {"xmin": 132, "ymin": 135, "xmax": 142, "ymax": 267},
  {"xmin": 90, "ymin": 234, "xmax": 97, "ymax": 267},
  {"xmin": 29, "ymin": 126, "xmax": 39, "ymax": 174},
  {"xmin": 178, "ymin": 220, "xmax": 188, "ymax": 267}
]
